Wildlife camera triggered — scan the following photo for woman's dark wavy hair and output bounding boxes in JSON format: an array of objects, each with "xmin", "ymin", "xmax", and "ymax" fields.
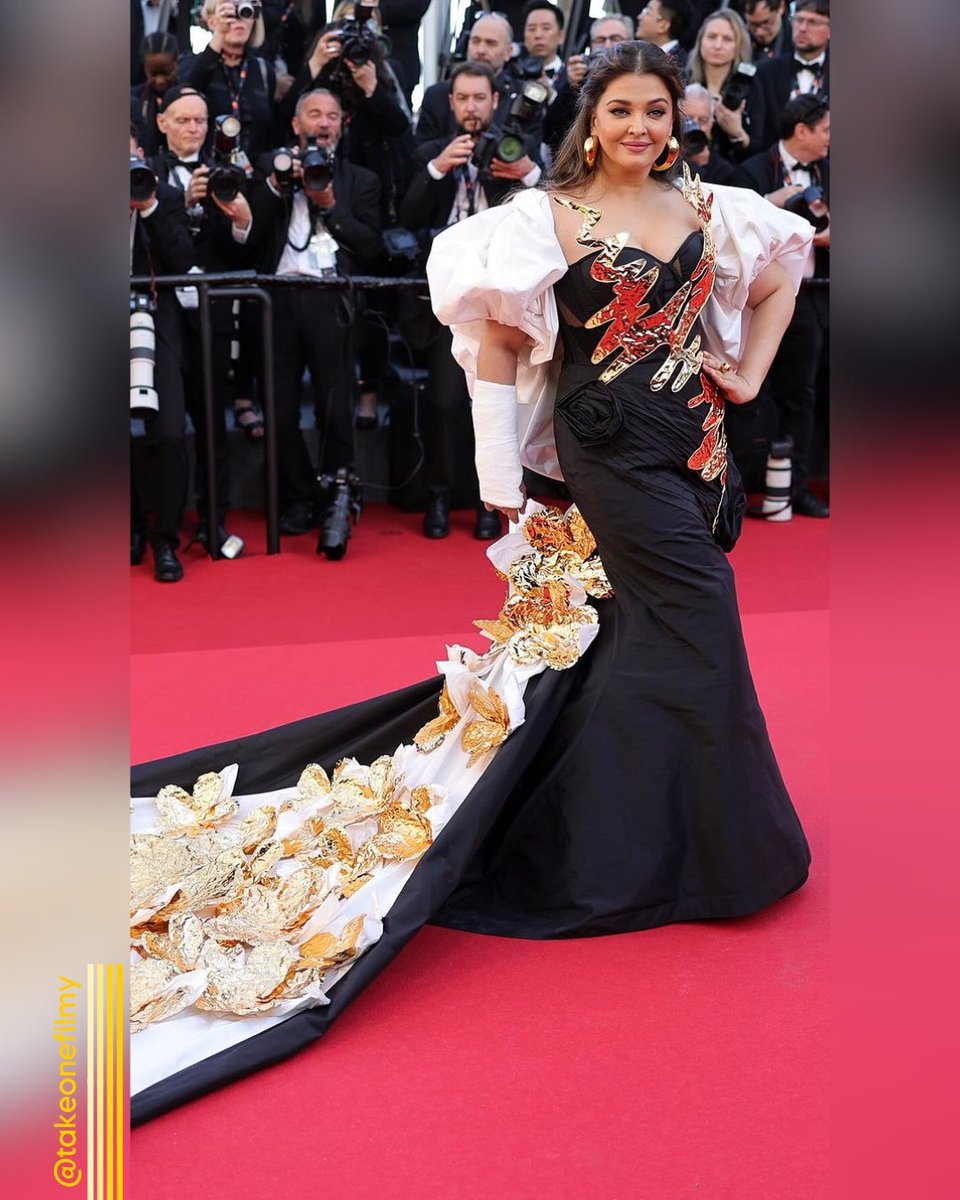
[{"xmin": 545, "ymin": 40, "xmax": 686, "ymax": 193}]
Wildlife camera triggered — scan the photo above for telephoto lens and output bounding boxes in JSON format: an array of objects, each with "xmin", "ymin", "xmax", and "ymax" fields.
[
  {"xmin": 681, "ymin": 117, "xmax": 708, "ymax": 157},
  {"xmin": 130, "ymin": 295, "xmax": 159, "ymax": 417},
  {"xmin": 317, "ymin": 468, "xmax": 363, "ymax": 560}
]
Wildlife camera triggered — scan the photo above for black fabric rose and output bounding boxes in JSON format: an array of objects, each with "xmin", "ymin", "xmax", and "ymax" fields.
[{"xmin": 556, "ymin": 380, "xmax": 624, "ymax": 446}]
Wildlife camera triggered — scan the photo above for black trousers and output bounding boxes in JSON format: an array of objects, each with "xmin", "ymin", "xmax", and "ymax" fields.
[
  {"xmin": 425, "ymin": 324, "xmax": 480, "ymax": 505},
  {"xmin": 131, "ymin": 301, "xmax": 187, "ymax": 549},
  {"xmin": 272, "ymin": 289, "xmax": 355, "ymax": 510},
  {"xmin": 768, "ymin": 287, "xmax": 828, "ymax": 494},
  {"xmin": 182, "ymin": 310, "xmax": 232, "ymax": 524}
]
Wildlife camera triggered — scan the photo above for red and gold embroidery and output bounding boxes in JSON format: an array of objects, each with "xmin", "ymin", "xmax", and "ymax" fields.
[{"xmin": 553, "ymin": 166, "xmax": 728, "ymax": 491}]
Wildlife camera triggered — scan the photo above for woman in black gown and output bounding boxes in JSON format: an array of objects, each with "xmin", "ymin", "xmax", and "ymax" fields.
[{"xmin": 130, "ymin": 42, "xmax": 813, "ymax": 1121}]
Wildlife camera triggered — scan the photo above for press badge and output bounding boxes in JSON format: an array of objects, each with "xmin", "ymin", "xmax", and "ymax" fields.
[{"xmin": 305, "ymin": 226, "xmax": 338, "ymax": 277}]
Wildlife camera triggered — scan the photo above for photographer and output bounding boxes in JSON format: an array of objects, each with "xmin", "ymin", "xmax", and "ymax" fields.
[
  {"xmin": 130, "ymin": 130, "xmax": 196, "ymax": 582},
  {"xmin": 736, "ymin": 94, "xmax": 830, "ymax": 517},
  {"xmin": 246, "ymin": 88, "xmax": 381, "ymax": 536},
  {"xmin": 282, "ymin": 7, "xmax": 413, "ymax": 224},
  {"xmin": 743, "ymin": 0, "xmax": 793, "ymax": 63},
  {"xmin": 679, "ymin": 83, "xmax": 739, "ymax": 185},
  {"xmin": 180, "ymin": 1, "xmax": 278, "ymax": 163},
  {"xmin": 399, "ymin": 61, "xmax": 540, "ymax": 542},
  {"xmin": 415, "ymin": 14, "xmax": 544, "ymax": 170},
  {"xmin": 151, "ymin": 86, "xmax": 255, "ymax": 551},
  {"xmin": 543, "ymin": 14, "xmax": 635, "ymax": 155},
  {"xmin": 687, "ymin": 8, "xmax": 766, "ymax": 162}
]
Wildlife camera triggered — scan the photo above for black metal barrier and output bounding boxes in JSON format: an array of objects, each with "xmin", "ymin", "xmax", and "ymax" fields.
[
  {"xmin": 129, "ymin": 271, "xmax": 431, "ymax": 558},
  {"xmin": 129, "ymin": 270, "xmax": 826, "ymax": 558}
]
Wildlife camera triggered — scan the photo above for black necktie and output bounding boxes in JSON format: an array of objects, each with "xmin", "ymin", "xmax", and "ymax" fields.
[{"xmin": 794, "ymin": 59, "xmax": 823, "ymax": 78}]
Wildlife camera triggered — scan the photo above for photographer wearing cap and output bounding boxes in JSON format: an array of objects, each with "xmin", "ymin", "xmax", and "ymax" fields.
[
  {"xmin": 246, "ymin": 87, "xmax": 381, "ymax": 536},
  {"xmin": 736, "ymin": 93, "xmax": 830, "ymax": 517},
  {"xmin": 151, "ymin": 85, "xmax": 255, "ymax": 552},
  {"xmin": 130, "ymin": 129, "xmax": 196, "ymax": 581},
  {"xmin": 679, "ymin": 83, "xmax": 738, "ymax": 185},
  {"xmin": 399, "ymin": 61, "xmax": 539, "ymax": 542}
]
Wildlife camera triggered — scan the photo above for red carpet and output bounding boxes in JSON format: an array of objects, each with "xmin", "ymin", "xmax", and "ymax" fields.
[{"xmin": 131, "ymin": 505, "xmax": 828, "ymax": 1198}]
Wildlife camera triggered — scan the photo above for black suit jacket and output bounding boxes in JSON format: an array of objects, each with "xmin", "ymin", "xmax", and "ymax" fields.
[
  {"xmin": 753, "ymin": 49, "xmax": 830, "ymax": 153},
  {"xmin": 131, "ymin": 181, "xmax": 195, "ymax": 346},
  {"xmin": 246, "ymin": 155, "xmax": 382, "ymax": 274},
  {"xmin": 414, "ymin": 73, "xmax": 545, "ymax": 167},
  {"xmin": 736, "ymin": 145, "xmax": 829, "ymax": 276},
  {"xmin": 148, "ymin": 150, "xmax": 254, "ymax": 274},
  {"xmin": 398, "ymin": 164, "xmax": 517, "ymax": 249}
]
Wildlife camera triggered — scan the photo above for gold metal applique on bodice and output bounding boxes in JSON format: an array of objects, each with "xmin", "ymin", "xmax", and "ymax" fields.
[{"xmin": 553, "ymin": 166, "xmax": 729, "ymax": 493}]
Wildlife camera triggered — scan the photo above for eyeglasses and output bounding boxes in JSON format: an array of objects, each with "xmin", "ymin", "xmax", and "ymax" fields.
[
  {"xmin": 790, "ymin": 15, "xmax": 830, "ymax": 28},
  {"xmin": 746, "ymin": 16, "xmax": 778, "ymax": 33}
]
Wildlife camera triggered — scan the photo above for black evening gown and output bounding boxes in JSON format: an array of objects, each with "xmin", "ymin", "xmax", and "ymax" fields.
[{"xmin": 131, "ymin": 227, "xmax": 811, "ymax": 1122}]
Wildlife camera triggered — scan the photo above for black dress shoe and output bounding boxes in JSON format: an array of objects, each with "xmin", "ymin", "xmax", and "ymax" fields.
[
  {"xmin": 474, "ymin": 508, "xmax": 502, "ymax": 541},
  {"xmin": 423, "ymin": 492, "xmax": 450, "ymax": 539},
  {"xmin": 279, "ymin": 502, "xmax": 318, "ymax": 535},
  {"xmin": 153, "ymin": 543, "xmax": 184, "ymax": 582},
  {"xmin": 131, "ymin": 528, "xmax": 147, "ymax": 566},
  {"xmin": 792, "ymin": 489, "xmax": 830, "ymax": 518}
]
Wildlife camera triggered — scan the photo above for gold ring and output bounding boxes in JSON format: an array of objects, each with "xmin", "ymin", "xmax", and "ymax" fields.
[{"xmin": 719, "ymin": 361, "xmax": 731, "ymax": 374}]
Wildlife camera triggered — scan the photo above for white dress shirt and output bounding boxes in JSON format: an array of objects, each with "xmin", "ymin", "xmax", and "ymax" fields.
[{"xmin": 792, "ymin": 52, "xmax": 826, "ymax": 97}]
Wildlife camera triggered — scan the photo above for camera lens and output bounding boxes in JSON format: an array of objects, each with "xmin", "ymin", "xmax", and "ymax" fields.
[
  {"xmin": 496, "ymin": 133, "xmax": 525, "ymax": 163},
  {"xmin": 219, "ymin": 115, "xmax": 242, "ymax": 140},
  {"xmin": 272, "ymin": 150, "xmax": 293, "ymax": 174}
]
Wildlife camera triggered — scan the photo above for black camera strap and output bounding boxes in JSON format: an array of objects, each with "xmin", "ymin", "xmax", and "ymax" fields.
[{"xmin": 285, "ymin": 195, "xmax": 325, "ymax": 253}]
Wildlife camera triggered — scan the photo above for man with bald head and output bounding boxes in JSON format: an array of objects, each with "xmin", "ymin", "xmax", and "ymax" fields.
[
  {"xmin": 415, "ymin": 13, "xmax": 544, "ymax": 168},
  {"xmin": 149, "ymin": 84, "xmax": 255, "ymax": 553}
]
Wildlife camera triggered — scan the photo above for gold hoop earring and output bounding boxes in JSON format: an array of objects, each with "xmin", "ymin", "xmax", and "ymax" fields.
[
  {"xmin": 652, "ymin": 136, "xmax": 680, "ymax": 172},
  {"xmin": 583, "ymin": 135, "xmax": 597, "ymax": 169}
]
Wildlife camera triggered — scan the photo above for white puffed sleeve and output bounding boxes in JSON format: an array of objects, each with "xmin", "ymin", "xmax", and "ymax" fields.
[
  {"xmin": 427, "ymin": 188, "xmax": 569, "ymax": 481},
  {"xmin": 699, "ymin": 181, "xmax": 815, "ymax": 366}
]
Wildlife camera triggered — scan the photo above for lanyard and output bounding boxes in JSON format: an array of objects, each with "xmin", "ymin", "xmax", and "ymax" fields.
[{"xmin": 222, "ymin": 56, "xmax": 250, "ymax": 117}]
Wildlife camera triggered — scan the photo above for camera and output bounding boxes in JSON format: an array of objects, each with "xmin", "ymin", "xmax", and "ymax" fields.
[
  {"xmin": 681, "ymin": 116, "xmax": 708, "ymax": 157},
  {"xmin": 720, "ymin": 61, "xmax": 757, "ymax": 111},
  {"xmin": 208, "ymin": 114, "xmax": 249, "ymax": 202},
  {"xmin": 334, "ymin": 19, "xmax": 378, "ymax": 67},
  {"xmin": 470, "ymin": 81, "xmax": 548, "ymax": 173},
  {"xmin": 317, "ymin": 467, "xmax": 363, "ymax": 560},
  {"xmin": 233, "ymin": 2, "xmax": 261, "ymax": 18},
  {"xmin": 130, "ymin": 156, "xmax": 157, "ymax": 204},
  {"xmin": 301, "ymin": 138, "xmax": 335, "ymax": 191},
  {"xmin": 130, "ymin": 293, "xmax": 159, "ymax": 417},
  {"xmin": 270, "ymin": 147, "xmax": 296, "ymax": 191},
  {"xmin": 784, "ymin": 184, "xmax": 829, "ymax": 233},
  {"xmin": 510, "ymin": 54, "xmax": 545, "ymax": 82}
]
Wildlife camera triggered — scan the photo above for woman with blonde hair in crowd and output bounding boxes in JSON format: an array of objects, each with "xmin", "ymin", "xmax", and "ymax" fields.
[{"xmin": 686, "ymin": 7, "xmax": 765, "ymax": 161}]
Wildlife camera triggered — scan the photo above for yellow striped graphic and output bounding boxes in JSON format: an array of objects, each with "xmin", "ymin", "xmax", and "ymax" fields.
[
  {"xmin": 87, "ymin": 964, "xmax": 94, "ymax": 1200},
  {"xmin": 84, "ymin": 964, "xmax": 125, "ymax": 1197},
  {"xmin": 96, "ymin": 963, "xmax": 104, "ymax": 1200},
  {"xmin": 116, "ymin": 964, "xmax": 124, "ymax": 1200}
]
